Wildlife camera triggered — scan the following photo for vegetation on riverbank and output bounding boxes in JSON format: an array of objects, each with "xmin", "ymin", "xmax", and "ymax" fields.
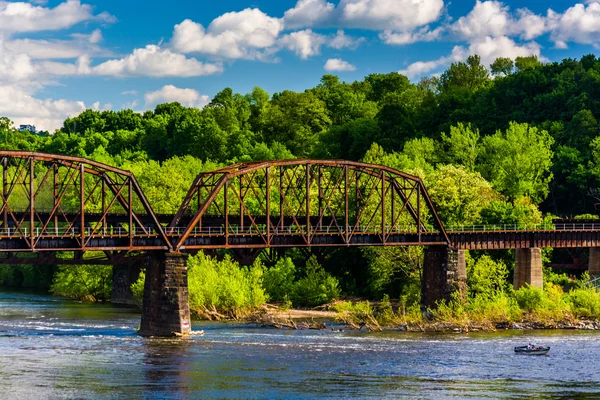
[{"xmin": 3, "ymin": 54, "xmax": 600, "ymax": 322}]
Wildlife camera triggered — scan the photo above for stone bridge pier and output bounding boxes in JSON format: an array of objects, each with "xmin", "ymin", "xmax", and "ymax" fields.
[
  {"xmin": 513, "ymin": 248, "xmax": 543, "ymax": 290},
  {"xmin": 138, "ymin": 252, "xmax": 191, "ymax": 337},
  {"xmin": 421, "ymin": 247, "xmax": 466, "ymax": 310}
]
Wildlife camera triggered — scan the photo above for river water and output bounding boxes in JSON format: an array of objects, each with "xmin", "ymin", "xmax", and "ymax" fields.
[{"xmin": 0, "ymin": 291, "xmax": 600, "ymax": 399}]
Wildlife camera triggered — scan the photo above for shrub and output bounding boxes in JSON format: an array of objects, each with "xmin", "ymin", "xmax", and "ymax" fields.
[
  {"xmin": 566, "ymin": 288, "xmax": 600, "ymax": 319},
  {"xmin": 187, "ymin": 252, "xmax": 267, "ymax": 317},
  {"xmin": 50, "ymin": 264, "xmax": 112, "ymax": 301},
  {"xmin": 290, "ymin": 256, "xmax": 340, "ymax": 307},
  {"xmin": 514, "ymin": 285, "xmax": 545, "ymax": 312},
  {"xmin": 131, "ymin": 270, "xmax": 145, "ymax": 303},
  {"xmin": 262, "ymin": 257, "xmax": 296, "ymax": 301}
]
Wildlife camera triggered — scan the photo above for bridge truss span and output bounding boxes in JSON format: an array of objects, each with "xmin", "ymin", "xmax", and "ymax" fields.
[
  {"xmin": 170, "ymin": 160, "xmax": 450, "ymax": 251},
  {"xmin": 0, "ymin": 151, "xmax": 170, "ymax": 252}
]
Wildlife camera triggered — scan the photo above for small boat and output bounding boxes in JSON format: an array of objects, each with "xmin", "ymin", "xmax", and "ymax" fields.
[{"xmin": 514, "ymin": 345, "xmax": 550, "ymax": 355}]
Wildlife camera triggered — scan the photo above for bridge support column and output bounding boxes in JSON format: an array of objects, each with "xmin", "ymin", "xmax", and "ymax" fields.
[
  {"xmin": 589, "ymin": 248, "xmax": 600, "ymax": 276},
  {"xmin": 421, "ymin": 247, "xmax": 466, "ymax": 310},
  {"xmin": 138, "ymin": 252, "xmax": 191, "ymax": 337},
  {"xmin": 513, "ymin": 248, "xmax": 543, "ymax": 290},
  {"xmin": 111, "ymin": 263, "xmax": 142, "ymax": 305}
]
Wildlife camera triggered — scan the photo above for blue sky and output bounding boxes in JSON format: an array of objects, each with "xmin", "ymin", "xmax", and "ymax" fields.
[{"xmin": 1, "ymin": 0, "xmax": 599, "ymax": 130}]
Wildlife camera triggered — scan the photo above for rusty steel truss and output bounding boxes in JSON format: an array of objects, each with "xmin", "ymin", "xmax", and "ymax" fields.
[
  {"xmin": 170, "ymin": 160, "xmax": 450, "ymax": 251},
  {"xmin": 1, "ymin": 152, "xmax": 600, "ymax": 263},
  {"xmin": 0, "ymin": 151, "xmax": 170, "ymax": 254}
]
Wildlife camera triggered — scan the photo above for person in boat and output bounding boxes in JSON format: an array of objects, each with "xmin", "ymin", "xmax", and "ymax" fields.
[{"xmin": 527, "ymin": 343, "xmax": 533, "ymax": 350}]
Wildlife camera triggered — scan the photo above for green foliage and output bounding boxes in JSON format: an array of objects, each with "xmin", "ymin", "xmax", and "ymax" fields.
[
  {"xmin": 187, "ymin": 252, "xmax": 267, "ymax": 317},
  {"xmin": 514, "ymin": 285, "xmax": 546, "ymax": 312},
  {"xmin": 566, "ymin": 288, "xmax": 600, "ymax": 318},
  {"xmin": 262, "ymin": 257, "xmax": 296, "ymax": 302},
  {"xmin": 479, "ymin": 122, "xmax": 554, "ymax": 202},
  {"xmin": 131, "ymin": 270, "xmax": 145, "ymax": 302},
  {"xmin": 466, "ymin": 254, "xmax": 509, "ymax": 298},
  {"xmin": 50, "ymin": 265, "xmax": 112, "ymax": 301},
  {"xmin": 290, "ymin": 256, "xmax": 340, "ymax": 307}
]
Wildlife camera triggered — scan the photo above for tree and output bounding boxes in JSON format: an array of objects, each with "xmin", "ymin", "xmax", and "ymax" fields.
[
  {"xmin": 490, "ymin": 57, "xmax": 514, "ymax": 76},
  {"xmin": 426, "ymin": 165, "xmax": 500, "ymax": 226},
  {"xmin": 441, "ymin": 123, "xmax": 480, "ymax": 171},
  {"xmin": 478, "ymin": 122, "xmax": 554, "ymax": 203},
  {"xmin": 515, "ymin": 55, "xmax": 541, "ymax": 71}
]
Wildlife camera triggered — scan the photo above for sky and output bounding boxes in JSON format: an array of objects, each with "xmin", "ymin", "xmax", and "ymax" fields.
[{"xmin": 1, "ymin": 0, "xmax": 600, "ymax": 131}]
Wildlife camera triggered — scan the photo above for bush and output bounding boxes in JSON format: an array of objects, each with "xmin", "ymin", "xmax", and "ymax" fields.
[
  {"xmin": 566, "ymin": 288, "xmax": 600, "ymax": 319},
  {"xmin": 131, "ymin": 270, "xmax": 145, "ymax": 304},
  {"xmin": 290, "ymin": 256, "xmax": 340, "ymax": 307},
  {"xmin": 514, "ymin": 285, "xmax": 545, "ymax": 312},
  {"xmin": 50, "ymin": 264, "xmax": 112, "ymax": 301},
  {"xmin": 262, "ymin": 257, "xmax": 296, "ymax": 302},
  {"xmin": 187, "ymin": 252, "xmax": 267, "ymax": 317}
]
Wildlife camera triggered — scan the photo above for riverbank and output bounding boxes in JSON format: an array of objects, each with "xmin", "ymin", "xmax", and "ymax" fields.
[{"xmin": 204, "ymin": 302, "xmax": 600, "ymax": 334}]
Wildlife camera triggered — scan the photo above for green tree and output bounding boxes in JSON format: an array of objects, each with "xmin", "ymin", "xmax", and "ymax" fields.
[{"xmin": 478, "ymin": 122, "xmax": 554, "ymax": 202}]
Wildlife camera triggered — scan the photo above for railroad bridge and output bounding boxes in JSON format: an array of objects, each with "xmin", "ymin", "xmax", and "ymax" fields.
[{"xmin": 1, "ymin": 151, "xmax": 599, "ymax": 336}]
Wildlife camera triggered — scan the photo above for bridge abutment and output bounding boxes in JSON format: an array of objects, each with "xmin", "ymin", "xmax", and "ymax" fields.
[
  {"xmin": 513, "ymin": 248, "xmax": 543, "ymax": 290},
  {"xmin": 111, "ymin": 263, "xmax": 142, "ymax": 305},
  {"xmin": 138, "ymin": 252, "xmax": 192, "ymax": 337},
  {"xmin": 421, "ymin": 247, "xmax": 466, "ymax": 310}
]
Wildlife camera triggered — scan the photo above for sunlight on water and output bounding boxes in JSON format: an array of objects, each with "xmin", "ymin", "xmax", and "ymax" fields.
[{"xmin": 0, "ymin": 290, "xmax": 599, "ymax": 399}]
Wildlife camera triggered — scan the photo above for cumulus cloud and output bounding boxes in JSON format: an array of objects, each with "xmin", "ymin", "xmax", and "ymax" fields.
[
  {"xmin": 0, "ymin": 84, "xmax": 86, "ymax": 131},
  {"xmin": 279, "ymin": 29, "xmax": 363, "ymax": 59},
  {"xmin": 324, "ymin": 58, "xmax": 356, "ymax": 71},
  {"xmin": 6, "ymin": 29, "xmax": 109, "ymax": 59},
  {"xmin": 449, "ymin": 0, "xmax": 546, "ymax": 41},
  {"xmin": 283, "ymin": 0, "xmax": 445, "ymax": 31},
  {"xmin": 144, "ymin": 85, "xmax": 210, "ymax": 109},
  {"xmin": 170, "ymin": 9, "xmax": 283, "ymax": 60},
  {"xmin": 400, "ymin": 35, "xmax": 542, "ymax": 78},
  {"xmin": 338, "ymin": 0, "xmax": 445, "ymax": 31},
  {"xmin": 89, "ymin": 45, "xmax": 223, "ymax": 77},
  {"xmin": 380, "ymin": 26, "xmax": 443, "ymax": 45},
  {"xmin": 279, "ymin": 29, "xmax": 328, "ymax": 59},
  {"xmin": 0, "ymin": 0, "xmax": 114, "ymax": 33},
  {"xmin": 547, "ymin": 2, "xmax": 600, "ymax": 48},
  {"xmin": 284, "ymin": 0, "xmax": 335, "ymax": 29}
]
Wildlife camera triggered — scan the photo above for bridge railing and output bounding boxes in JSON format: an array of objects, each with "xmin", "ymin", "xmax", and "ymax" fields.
[
  {"xmin": 446, "ymin": 223, "xmax": 600, "ymax": 232},
  {"xmin": 0, "ymin": 226, "xmax": 160, "ymax": 238}
]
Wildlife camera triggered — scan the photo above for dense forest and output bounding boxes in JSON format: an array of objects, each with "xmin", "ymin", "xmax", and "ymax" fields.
[{"xmin": 2, "ymin": 54, "xmax": 600, "ymax": 322}]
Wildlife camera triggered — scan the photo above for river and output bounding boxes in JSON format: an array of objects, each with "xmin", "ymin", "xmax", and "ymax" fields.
[{"xmin": 0, "ymin": 291, "xmax": 599, "ymax": 399}]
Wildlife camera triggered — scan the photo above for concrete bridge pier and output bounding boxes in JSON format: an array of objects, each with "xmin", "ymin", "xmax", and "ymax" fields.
[
  {"xmin": 421, "ymin": 247, "xmax": 466, "ymax": 310},
  {"xmin": 589, "ymin": 248, "xmax": 600, "ymax": 276},
  {"xmin": 138, "ymin": 252, "xmax": 192, "ymax": 337},
  {"xmin": 111, "ymin": 263, "xmax": 142, "ymax": 305},
  {"xmin": 513, "ymin": 248, "xmax": 543, "ymax": 290}
]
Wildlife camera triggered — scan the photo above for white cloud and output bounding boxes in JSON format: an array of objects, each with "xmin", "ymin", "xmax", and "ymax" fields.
[
  {"xmin": 6, "ymin": 29, "xmax": 109, "ymax": 59},
  {"xmin": 449, "ymin": 1, "xmax": 546, "ymax": 41},
  {"xmin": 0, "ymin": 84, "xmax": 86, "ymax": 131},
  {"xmin": 547, "ymin": 2, "xmax": 600, "ymax": 48},
  {"xmin": 284, "ymin": 0, "xmax": 335, "ymax": 29},
  {"xmin": 380, "ymin": 26, "xmax": 443, "ymax": 45},
  {"xmin": 279, "ymin": 29, "xmax": 363, "ymax": 59},
  {"xmin": 0, "ymin": 1, "xmax": 114, "ymax": 33},
  {"xmin": 121, "ymin": 90, "xmax": 137, "ymax": 96},
  {"xmin": 280, "ymin": 29, "xmax": 327, "ymax": 59},
  {"xmin": 87, "ymin": 45, "xmax": 223, "ymax": 77},
  {"xmin": 328, "ymin": 29, "xmax": 364, "ymax": 49},
  {"xmin": 338, "ymin": 0, "xmax": 444, "ymax": 31},
  {"xmin": 324, "ymin": 58, "xmax": 356, "ymax": 71},
  {"xmin": 0, "ymin": 37, "xmax": 37, "ymax": 83},
  {"xmin": 400, "ymin": 35, "xmax": 542, "ymax": 78},
  {"xmin": 170, "ymin": 9, "xmax": 283, "ymax": 60},
  {"xmin": 144, "ymin": 85, "xmax": 210, "ymax": 109}
]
